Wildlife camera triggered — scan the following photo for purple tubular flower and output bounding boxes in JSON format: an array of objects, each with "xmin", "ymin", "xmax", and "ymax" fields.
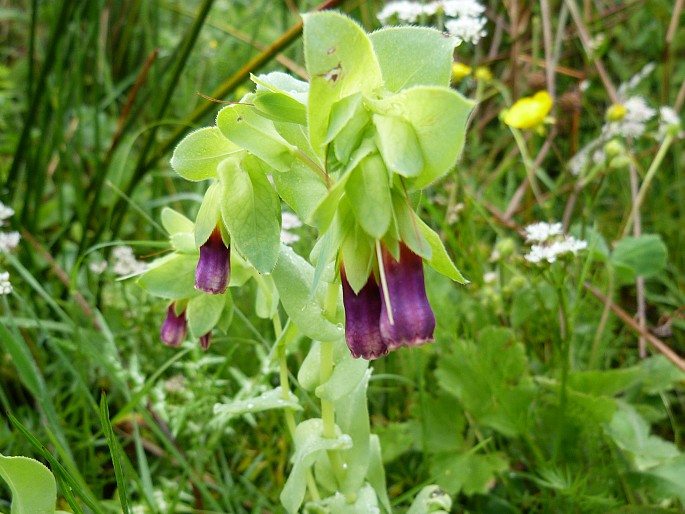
[
  {"xmin": 195, "ymin": 228, "xmax": 230, "ymax": 294},
  {"xmin": 341, "ymin": 267, "xmax": 388, "ymax": 360},
  {"xmin": 160, "ymin": 304, "xmax": 187, "ymax": 347},
  {"xmin": 380, "ymin": 243, "xmax": 436, "ymax": 350},
  {"xmin": 199, "ymin": 332, "xmax": 212, "ymax": 351}
]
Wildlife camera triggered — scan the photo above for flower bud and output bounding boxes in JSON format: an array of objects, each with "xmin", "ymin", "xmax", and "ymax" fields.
[
  {"xmin": 195, "ymin": 228, "xmax": 230, "ymax": 294},
  {"xmin": 160, "ymin": 304, "xmax": 187, "ymax": 347}
]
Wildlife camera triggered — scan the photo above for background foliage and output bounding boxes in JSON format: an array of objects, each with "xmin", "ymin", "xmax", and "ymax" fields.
[{"xmin": 1, "ymin": 0, "xmax": 684, "ymax": 512}]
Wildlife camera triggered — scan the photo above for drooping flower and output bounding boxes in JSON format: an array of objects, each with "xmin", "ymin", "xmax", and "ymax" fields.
[
  {"xmin": 160, "ymin": 304, "xmax": 187, "ymax": 347},
  {"xmin": 341, "ymin": 266, "xmax": 388, "ymax": 360},
  {"xmin": 195, "ymin": 227, "xmax": 230, "ymax": 294},
  {"xmin": 199, "ymin": 332, "xmax": 212, "ymax": 351},
  {"xmin": 504, "ymin": 91, "xmax": 553, "ymax": 130},
  {"xmin": 379, "ymin": 243, "xmax": 436, "ymax": 350}
]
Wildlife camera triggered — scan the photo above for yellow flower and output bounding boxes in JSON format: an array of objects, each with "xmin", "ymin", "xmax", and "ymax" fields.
[
  {"xmin": 606, "ymin": 103, "xmax": 627, "ymax": 121},
  {"xmin": 474, "ymin": 66, "xmax": 492, "ymax": 82},
  {"xmin": 451, "ymin": 62, "xmax": 472, "ymax": 82},
  {"xmin": 504, "ymin": 91, "xmax": 553, "ymax": 130}
]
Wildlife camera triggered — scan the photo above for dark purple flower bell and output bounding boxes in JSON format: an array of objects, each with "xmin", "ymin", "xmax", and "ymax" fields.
[
  {"xmin": 199, "ymin": 332, "xmax": 212, "ymax": 351},
  {"xmin": 160, "ymin": 303, "xmax": 187, "ymax": 347},
  {"xmin": 379, "ymin": 243, "xmax": 436, "ymax": 350},
  {"xmin": 195, "ymin": 227, "xmax": 230, "ymax": 294},
  {"xmin": 341, "ymin": 266, "xmax": 388, "ymax": 360}
]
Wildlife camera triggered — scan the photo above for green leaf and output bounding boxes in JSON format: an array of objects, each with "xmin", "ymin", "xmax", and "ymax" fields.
[
  {"xmin": 272, "ymin": 160, "xmax": 328, "ymax": 222},
  {"xmin": 373, "ymin": 114, "xmax": 423, "ymax": 177},
  {"xmin": 186, "ymin": 293, "xmax": 226, "ymax": 339},
  {"xmin": 271, "ymin": 245, "xmax": 344, "ymax": 342},
  {"xmin": 430, "ymin": 451, "xmax": 509, "ymax": 496},
  {"xmin": 371, "ymin": 87, "xmax": 474, "ymax": 188},
  {"xmin": 303, "ymin": 11, "xmax": 382, "ymax": 157},
  {"xmin": 393, "ymin": 191, "xmax": 431, "ymax": 260},
  {"xmin": 194, "ymin": 181, "xmax": 222, "ymax": 247},
  {"xmin": 418, "ymin": 218, "xmax": 467, "ymax": 283},
  {"xmin": 251, "ymin": 71, "xmax": 309, "ymax": 101},
  {"xmin": 407, "ymin": 485, "xmax": 453, "ymax": 514},
  {"xmin": 218, "ymin": 156, "xmax": 281, "ymax": 273},
  {"xmin": 341, "ymin": 217, "xmax": 375, "ymax": 294},
  {"xmin": 326, "ymin": 92, "xmax": 363, "ymax": 143},
  {"xmin": 0, "ymin": 454, "xmax": 57, "ymax": 514},
  {"xmin": 161, "ymin": 207, "xmax": 194, "ymax": 235},
  {"xmin": 367, "ymin": 435, "xmax": 392, "ymax": 513},
  {"xmin": 346, "ymin": 153, "xmax": 392, "ymax": 239},
  {"xmin": 316, "ymin": 355, "xmax": 369, "ymax": 403},
  {"xmin": 436, "ymin": 327, "xmax": 534, "ymax": 437},
  {"xmin": 100, "ymin": 395, "xmax": 130, "ymax": 514},
  {"xmin": 254, "ymin": 92, "xmax": 307, "ymax": 125},
  {"xmin": 280, "ymin": 419, "xmax": 353, "ymax": 514},
  {"xmin": 216, "ymin": 103, "xmax": 294, "ymax": 172},
  {"xmin": 213, "ymin": 387, "xmax": 302, "ymax": 418},
  {"xmin": 137, "ymin": 254, "xmax": 199, "ymax": 299},
  {"xmin": 611, "ymin": 234, "xmax": 668, "ymax": 278},
  {"xmin": 370, "ymin": 27, "xmax": 456, "ymax": 91},
  {"xmin": 170, "ymin": 126, "xmax": 240, "ymax": 181}
]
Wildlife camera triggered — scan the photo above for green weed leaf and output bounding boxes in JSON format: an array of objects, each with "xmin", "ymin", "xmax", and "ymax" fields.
[
  {"xmin": 170, "ymin": 127, "xmax": 239, "ymax": 181},
  {"xmin": 611, "ymin": 234, "xmax": 668, "ymax": 278}
]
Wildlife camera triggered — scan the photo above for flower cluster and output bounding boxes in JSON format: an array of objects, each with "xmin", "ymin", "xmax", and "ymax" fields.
[
  {"xmin": 523, "ymin": 222, "xmax": 588, "ymax": 264},
  {"xmin": 342, "ymin": 243, "xmax": 436, "ymax": 360},
  {"xmin": 111, "ymin": 246, "xmax": 147, "ymax": 276},
  {"xmin": 378, "ymin": 0, "xmax": 488, "ymax": 44},
  {"xmin": 0, "ymin": 201, "xmax": 20, "ymax": 254},
  {"xmin": 0, "ymin": 271, "xmax": 11, "ymax": 295}
]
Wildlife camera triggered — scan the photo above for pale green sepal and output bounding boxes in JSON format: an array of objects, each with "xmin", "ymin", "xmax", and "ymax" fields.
[
  {"xmin": 297, "ymin": 341, "xmax": 322, "ymax": 392},
  {"xmin": 309, "ymin": 224, "xmax": 341, "ymax": 302},
  {"xmin": 303, "ymin": 11, "xmax": 383, "ymax": 157},
  {"xmin": 170, "ymin": 126, "xmax": 241, "ymax": 181},
  {"xmin": 370, "ymin": 27, "xmax": 457, "ymax": 91},
  {"xmin": 393, "ymin": 192, "xmax": 431, "ymax": 260},
  {"xmin": 373, "ymin": 114, "xmax": 423, "ymax": 177},
  {"xmin": 218, "ymin": 156, "xmax": 281, "ymax": 273},
  {"xmin": 271, "ymin": 245, "xmax": 344, "ymax": 342},
  {"xmin": 216, "ymin": 103, "xmax": 295, "ymax": 172},
  {"xmin": 341, "ymin": 219, "xmax": 375, "ymax": 294},
  {"xmin": 418, "ymin": 218, "xmax": 468, "ymax": 283},
  {"xmin": 333, "ymin": 109, "xmax": 371, "ymax": 164},
  {"xmin": 137, "ymin": 253, "xmax": 200, "ymax": 299},
  {"xmin": 194, "ymin": 181, "xmax": 222, "ymax": 247},
  {"xmin": 213, "ymin": 387, "xmax": 302, "ymax": 418},
  {"xmin": 254, "ymin": 92, "xmax": 307, "ymax": 125},
  {"xmin": 272, "ymin": 160, "xmax": 328, "ymax": 222},
  {"xmin": 407, "ymin": 485, "xmax": 452, "ymax": 514},
  {"xmin": 186, "ymin": 292, "xmax": 226, "ymax": 339},
  {"xmin": 325, "ymin": 92, "xmax": 363, "ymax": 144},
  {"xmin": 346, "ymin": 153, "xmax": 393, "ymax": 239},
  {"xmin": 161, "ymin": 207, "xmax": 194, "ymax": 235},
  {"xmin": 255, "ymin": 275, "xmax": 279, "ymax": 319},
  {"xmin": 170, "ymin": 232, "xmax": 196, "ymax": 254},
  {"xmin": 280, "ymin": 418, "xmax": 353, "ymax": 514},
  {"xmin": 0, "ymin": 453, "xmax": 57, "ymax": 514}
]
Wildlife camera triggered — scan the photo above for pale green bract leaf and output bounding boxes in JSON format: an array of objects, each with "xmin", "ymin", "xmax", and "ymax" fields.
[
  {"xmin": 373, "ymin": 114, "xmax": 423, "ymax": 177},
  {"xmin": 393, "ymin": 192, "xmax": 432, "ymax": 260},
  {"xmin": 271, "ymin": 245, "xmax": 344, "ymax": 342},
  {"xmin": 315, "ymin": 355, "xmax": 368, "ymax": 402},
  {"xmin": 186, "ymin": 293, "xmax": 226, "ymax": 339},
  {"xmin": 137, "ymin": 254, "xmax": 199, "ymax": 299},
  {"xmin": 170, "ymin": 127, "xmax": 240, "ymax": 181},
  {"xmin": 161, "ymin": 207, "xmax": 194, "ymax": 235},
  {"xmin": 218, "ymin": 157, "xmax": 281, "ymax": 273},
  {"xmin": 0, "ymin": 454, "xmax": 57, "ymax": 514},
  {"xmin": 346, "ymin": 153, "xmax": 392, "ymax": 239},
  {"xmin": 418, "ymin": 218, "xmax": 467, "ymax": 283},
  {"xmin": 194, "ymin": 181, "xmax": 222, "ymax": 247},
  {"xmin": 372, "ymin": 87, "xmax": 475, "ymax": 189},
  {"xmin": 370, "ymin": 27, "xmax": 457, "ymax": 91},
  {"xmin": 303, "ymin": 11, "xmax": 382, "ymax": 157},
  {"xmin": 280, "ymin": 419, "xmax": 353, "ymax": 514},
  {"xmin": 252, "ymin": 71, "xmax": 309, "ymax": 104},
  {"xmin": 341, "ymin": 219, "xmax": 375, "ymax": 294},
  {"xmin": 169, "ymin": 231, "xmax": 196, "ymax": 254},
  {"xmin": 272, "ymin": 160, "xmax": 328, "ymax": 222},
  {"xmin": 254, "ymin": 92, "xmax": 307, "ymax": 125},
  {"xmin": 216, "ymin": 103, "xmax": 294, "ymax": 172},
  {"xmin": 325, "ymin": 92, "xmax": 363, "ymax": 144},
  {"xmin": 213, "ymin": 387, "xmax": 302, "ymax": 418}
]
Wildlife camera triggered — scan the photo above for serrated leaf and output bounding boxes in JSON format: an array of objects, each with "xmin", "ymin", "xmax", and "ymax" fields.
[
  {"xmin": 370, "ymin": 26, "xmax": 457, "ymax": 91},
  {"xmin": 186, "ymin": 293, "xmax": 226, "ymax": 339},
  {"xmin": 0, "ymin": 453, "xmax": 57, "ymax": 514},
  {"xmin": 218, "ymin": 156, "xmax": 281, "ymax": 273},
  {"xmin": 346, "ymin": 153, "xmax": 392, "ymax": 239},
  {"xmin": 137, "ymin": 254, "xmax": 199, "ymax": 299},
  {"xmin": 170, "ymin": 127, "xmax": 240, "ymax": 181},
  {"xmin": 216, "ymin": 103, "xmax": 294, "ymax": 172},
  {"xmin": 418, "ymin": 218, "xmax": 467, "ymax": 283},
  {"xmin": 161, "ymin": 207, "xmax": 194, "ymax": 235},
  {"xmin": 303, "ymin": 11, "xmax": 382, "ymax": 157},
  {"xmin": 611, "ymin": 234, "xmax": 668, "ymax": 278}
]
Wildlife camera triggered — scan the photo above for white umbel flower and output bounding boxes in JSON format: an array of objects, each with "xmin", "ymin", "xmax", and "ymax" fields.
[
  {"xmin": 0, "ymin": 271, "xmax": 11, "ymax": 295},
  {"xmin": 523, "ymin": 221, "xmax": 587, "ymax": 264},
  {"xmin": 377, "ymin": 1, "xmax": 424, "ymax": 23},
  {"xmin": 0, "ymin": 202, "xmax": 14, "ymax": 225},
  {"xmin": 111, "ymin": 246, "xmax": 147, "ymax": 276},
  {"xmin": 281, "ymin": 211, "xmax": 302, "ymax": 246},
  {"xmin": 445, "ymin": 15, "xmax": 487, "ymax": 44},
  {"xmin": 524, "ymin": 222, "xmax": 563, "ymax": 243},
  {"xmin": 0, "ymin": 231, "xmax": 20, "ymax": 253}
]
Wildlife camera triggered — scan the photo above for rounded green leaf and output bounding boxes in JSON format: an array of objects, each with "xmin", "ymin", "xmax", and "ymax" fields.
[
  {"xmin": 170, "ymin": 127, "xmax": 240, "ymax": 181},
  {"xmin": 194, "ymin": 181, "xmax": 222, "ymax": 247},
  {"xmin": 0, "ymin": 454, "xmax": 57, "ymax": 514},
  {"xmin": 186, "ymin": 292, "xmax": 227, "ymax": 339},
  {"xmin": 611, "ymin": 234, "xmax": 668, "ymax": 278},
  {"xmin": 137, "ymin": 254, "xmax": 199, "ymax": 299},
  {"xmin": 373, "ymin": 114, "xmax": 424, "ymax": 177},
  {"xmin": 161, "ymin": 207, "xmax": 194, "ymax": 235}
]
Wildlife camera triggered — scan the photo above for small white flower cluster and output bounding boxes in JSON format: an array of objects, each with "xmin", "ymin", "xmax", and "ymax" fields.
[
  {"xmin": 377, "ymin": 0, "xmax": 488, "ymax": 44},
  {"xmin": 0, "ymin": 271, "xmax": 11, "ymax": 295},
  {"xmin": 524, "ymin": 222, "xmax": 587, "ymax": 264},
  {"xmin": 111, "ymin": 246, "xmax": 147, "ymax": 276},
  {"xmin": 657, "ymin": 106, "xmax": 683, "ymax": 140},
  {"xmin": 0, "ymin": 201, "xmax": 20, "ymax": 253},
  {"xmin": 281, "ymin": 211, "xmax": 302, "ymax": 246},
  {"xmin": 604, "ymin": 96, "xmax": 656, "ymax": 139}
]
